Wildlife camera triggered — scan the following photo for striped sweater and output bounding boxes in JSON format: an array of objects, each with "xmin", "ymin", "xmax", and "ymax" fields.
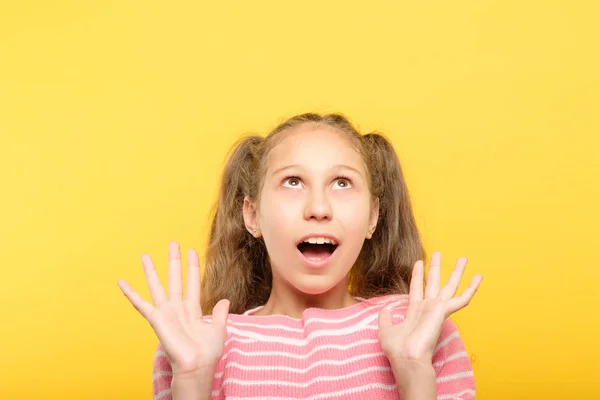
[{"xmin": 153, "ymin": 294, "xmax": 475, "ymax": 399}]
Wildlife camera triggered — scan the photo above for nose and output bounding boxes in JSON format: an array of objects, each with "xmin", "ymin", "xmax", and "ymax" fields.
[{"xmin": 303, "ymin": 190, "xmax": 332, "ymax": 221}]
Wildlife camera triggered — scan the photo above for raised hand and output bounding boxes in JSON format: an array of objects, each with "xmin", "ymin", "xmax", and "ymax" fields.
[
  {"xmin": 118, "ymin": 242, "xmax": 230, "ymax": 377},
  {"xmin": 378, "ymin": 252, "xmax": 482, "ymax": 365}
]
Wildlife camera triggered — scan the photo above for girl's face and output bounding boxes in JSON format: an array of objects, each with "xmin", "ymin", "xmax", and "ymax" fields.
[{"xmin": 244, "ymin": 125, "xmax": 379, "ymax": 296}]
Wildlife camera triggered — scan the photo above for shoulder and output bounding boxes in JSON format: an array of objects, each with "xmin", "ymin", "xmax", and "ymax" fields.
[
  {"xmin": 360, "ymin": 293, "xmax": 410, "ymax": 322},
  {"xmin": 434, "ymin": 318, "xmax": 471, "ymax": 362},
  {"xmin": 360, "ymin": 293, "xmax": 409, "ymax": 308},
  {"xmin": 364, "ymin": 295, "xmax": 469, "ymax": 358},
  {"xmin": 363, "ymin": 295, "xmax": 475, "ymax": 396},
  {"xmin": 362, "ymin": 295, "xmax": 473, "ymax": 373},
  {"xmin": 432, "ymin": 319, "xmax": 476, "ymax": 397},
  {"xmin": 152, "ymin": 343, "xmax": 172, "ymax": 399},
  {"xmin": 152, "ymin": 342, "xmax": 170, "ymax": 372}
]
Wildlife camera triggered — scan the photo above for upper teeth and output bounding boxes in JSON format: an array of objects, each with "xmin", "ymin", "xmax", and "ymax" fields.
[{"xmin": 303, "ymin": 237, "xmax": 338, "ymax": 245}]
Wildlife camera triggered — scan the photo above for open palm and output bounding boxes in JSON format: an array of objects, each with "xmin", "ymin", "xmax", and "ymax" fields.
[
  {"xmin": 378, "ymin": 252, "xmax": 482, "ymax": 364},
  {"xmin": 118, "ymin": 242, "xmax": 230, "ymax": 377}
]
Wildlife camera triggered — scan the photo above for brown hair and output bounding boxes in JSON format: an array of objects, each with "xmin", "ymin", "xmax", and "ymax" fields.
[{"xmin": 201, "ymin": 113, "xmax": 426, "ymax": 314}]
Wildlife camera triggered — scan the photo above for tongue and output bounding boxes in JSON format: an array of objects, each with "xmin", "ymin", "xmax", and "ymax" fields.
[{"xmin": 301, "ymin": 244, "xmax": 332, "ymax": 261}]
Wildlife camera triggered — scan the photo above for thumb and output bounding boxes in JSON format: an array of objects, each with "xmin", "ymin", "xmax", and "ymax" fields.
[
  {"xmin": 378, "ymin": 307, "xmax": 394, "ymax": 328},
  {"xmin": 212, "ymin": 299, "xmax": 230, "ymax": 330}
]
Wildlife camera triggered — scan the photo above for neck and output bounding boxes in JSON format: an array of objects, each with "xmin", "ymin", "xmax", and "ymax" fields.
[{"xmin": 255, "ymin": 276, "xmax": 359, "ymax": 319}]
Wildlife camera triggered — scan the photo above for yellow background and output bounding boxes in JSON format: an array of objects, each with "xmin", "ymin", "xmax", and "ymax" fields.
[{"xmin": 1, "ymin": 0, "xmax": 598, "ymax": 398}]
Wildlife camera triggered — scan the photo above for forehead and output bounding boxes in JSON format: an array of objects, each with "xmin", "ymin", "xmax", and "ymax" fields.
[{"xmin": 267, "ymin": 125, "xmax": 364, "ymax": 173}]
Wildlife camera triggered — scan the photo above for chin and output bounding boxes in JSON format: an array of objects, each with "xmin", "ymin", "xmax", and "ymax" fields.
[{"xmin": 292, "ymin": 275, "xmax": 344, "ymax": 296}]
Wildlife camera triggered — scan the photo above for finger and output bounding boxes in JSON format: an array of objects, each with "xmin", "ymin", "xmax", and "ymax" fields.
[
  {"xmin": 409, "ymin": 260, "xmax": 424, "ymax": 303},
  {"xmin": 447, "ymin": 274, "xmax": 483, "ymax": 313},
  {"xmin": 168, "ymin": 242, "xmax": 183, "ymax": 301},
  {"xmin": 406, "ymin": 260, "xmax": 424, "ymax": 321},
  {"xmin": 118, "ymin": 280, "xmax": 155, "ymax": 318},
  {"xmin": 141, "ymin": 254, "xmax": 167, "ymax": 306},
  {"xmin": 439, "ymin": 256, "xmax": 468, "ymax": 300},
  {"xmin": 425, "ymin": 251, "xmax": 442, "ymax": 298},
  {"xmin": 212, "ymin": 299, "xmax": 230, "ymax": 333},
  {"xmin": 185, "ymin": 248, "xmax": 202, "ymax": 319},
  {"xmin": 378, "ymin": 307, "xmax": 394, "ymax": 328}
]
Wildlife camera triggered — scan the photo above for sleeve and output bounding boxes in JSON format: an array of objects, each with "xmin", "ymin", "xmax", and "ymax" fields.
[
  {"xmin": 152, "ymin": 343, "xmax": 173, "ymax": 400},
  {"xmin": 432, "ymin": 319, "xmax": 476, "ymax": 400}
]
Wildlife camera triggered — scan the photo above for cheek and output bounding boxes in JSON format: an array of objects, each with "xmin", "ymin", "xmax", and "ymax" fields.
[
  {"xmin": 259, "ymin": 192, "xmax": 302, "ymax": 233},
  {"xmin": 332, "ymin": 192, "xmax": 372, "ymax": 228}
]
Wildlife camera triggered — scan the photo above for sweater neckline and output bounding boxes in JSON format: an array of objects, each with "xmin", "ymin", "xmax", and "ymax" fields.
[{"xmin": 241, "ymin": 296, "xmax": 368, "ymax": 320}]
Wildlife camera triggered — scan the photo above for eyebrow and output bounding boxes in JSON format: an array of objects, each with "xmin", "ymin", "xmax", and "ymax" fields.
[{"xmin": 271, "ymin": 164, "xmax": 363, "ymax": 177}]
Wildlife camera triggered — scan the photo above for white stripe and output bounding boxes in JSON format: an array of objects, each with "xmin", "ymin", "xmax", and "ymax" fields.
[
  {"xmin": 211, "ymin": 299, "xmax": 408, "ymax": 331},
  {"xmin": 225, "ymin": 310, "xmax": 381, "ymax": 345},
  {"xmin": 226, "ymin": 320, "xmax": 308, "ymax": 333},
  {"xmin": 298, "ymin": 299, "xmax": 407, "ymax": 326},
  {"xmin": 223, "ymin": 351, "xmax": 386, "ymax": 374},
  {"xmin": 224, "ymin": 336, "xmax": 259, "ymax": 346},
  {"xmin": 225, "ymin": 310, "xmax": 406, "ymax": 334},
  {"xmin": 153, "ymin": 388, "xmax": 171, "ymax": 400},
  {"xmin": 221, "ymin": 383, "xmax": 397, "ymax": 399},
  {"xmin": 434, "ymin": 331, "xmax": 459, "ymax": 355},
  {"xmin": 242, "ymin": 296, "xmax": 369, "ymax": 315},
  {"xmin": 221, "ymin": 339, "xmax": 380, "ymax": 361},
  {"xmin": 154, "ymin": 350, "xmax": 167, "ymax": 358},
  {"xmin": 152, "ymin": 370, "xmax": 172, "ymax": 380},
  {"xmin": 242, "ymin": 305, "xmax": 263, "ymax": 315},
  {"xmin": 437, "ymin": 389, "xmax": 476, "ymax": 399},
  {"xmin": 433, "ymin": 351, "xmax": 469, "ymax": 368},
  {"xmin": 239, "ymin": 297, "xmax": 408, "ymax": 322},
  {"xmin": 227, "ymin": 323, "xmax": 379, "ymax": 346},
  {"xmin": 211, "ymin": 366, "xmax": 392, "ymax": 396},
  {"xmin": 436, "ymin": 370, "xmax": 474, "ymax": 383}
]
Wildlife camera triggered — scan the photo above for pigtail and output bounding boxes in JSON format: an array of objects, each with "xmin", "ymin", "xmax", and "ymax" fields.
[
  {"xmin": 350, "ymin": 133, "xmax": 426, "ymax": 296},
  {"xmin": 201, "ymin": 136, "xmax": 272, "ymax": 315}
]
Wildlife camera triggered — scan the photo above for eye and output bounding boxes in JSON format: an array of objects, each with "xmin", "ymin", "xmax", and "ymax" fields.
[
  {"xmin": 282, "ymin": 177, "xmax": 303, "ymax": 189},
  {"xmin": 333, "ymin": 177, "xmax": 352, "ymax": 189}
]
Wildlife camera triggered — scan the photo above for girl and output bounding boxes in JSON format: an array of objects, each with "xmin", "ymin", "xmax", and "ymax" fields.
[{"xmin": 118, "ymin": 113, "xmax": 483, "ymax": 400}]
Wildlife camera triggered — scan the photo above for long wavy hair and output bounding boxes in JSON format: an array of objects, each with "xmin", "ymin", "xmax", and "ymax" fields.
[{"xmin": 201, "ymin": 113, "xmax": 425, "ymax": 314}]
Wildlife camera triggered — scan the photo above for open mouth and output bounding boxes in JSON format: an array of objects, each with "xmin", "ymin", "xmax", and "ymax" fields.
[{"xmin": 297, "ymin": 237, "xmax": 339, "ymax": 264}]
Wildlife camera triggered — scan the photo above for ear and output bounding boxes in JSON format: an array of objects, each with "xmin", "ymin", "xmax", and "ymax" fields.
[
  {"xmin": 243, "ymin": 196, "xmax": 261, "ymax": 238},
  {"xmin": 366, "ymin": 197, "xmax": 380, "ymax": 239}
]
